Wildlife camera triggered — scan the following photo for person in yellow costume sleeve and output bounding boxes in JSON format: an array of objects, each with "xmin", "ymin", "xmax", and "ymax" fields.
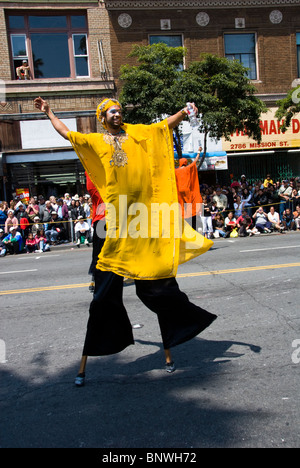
[{"xmin": 34, "ymin": 96, "xmax": 217, "ymax": 386}]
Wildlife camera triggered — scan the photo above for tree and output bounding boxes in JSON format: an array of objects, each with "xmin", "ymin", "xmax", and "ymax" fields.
[
  {"xmin": 119, "ymin": 43, "xmax": 188, "ymax": 157},
  {"xmin": 176, "ymin": 54, "xmax": 267, "ymax": 166},
  {"xmin": 275, "ymin": 85, "xmax": 300, "ymax": 131},
  {"xmin": 119, "ymin": 47, "xmax": 266, "ymax": 165}
]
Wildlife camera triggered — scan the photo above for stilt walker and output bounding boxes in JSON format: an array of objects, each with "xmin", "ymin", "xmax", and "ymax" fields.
[{"xmin": 34, "ymin": 96, "xmax": 217, "ymax": 387}]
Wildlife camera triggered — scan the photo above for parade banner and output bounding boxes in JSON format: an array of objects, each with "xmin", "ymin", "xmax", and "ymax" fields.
[
  {"xmin": 16, "ymin": 188, "xmax": 30, "ymax": 203},
  {"xmin": 222, "ymin": 108, "xmax": 300, "ymax": 152}
]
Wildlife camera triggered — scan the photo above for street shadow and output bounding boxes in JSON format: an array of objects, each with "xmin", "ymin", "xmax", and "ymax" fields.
[{"xmin": 0, "ymin": 336, "xmax": 265, "ymax": 448}]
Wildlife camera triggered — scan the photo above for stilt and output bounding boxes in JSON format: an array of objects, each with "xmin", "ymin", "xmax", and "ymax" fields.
[
  {"xmin": 75, "ymin": 355, "xmax": 87, "ymax": 387},
  {"xmin": 164, "ymin": 348, "xmax": 175, "ymax": 373}
]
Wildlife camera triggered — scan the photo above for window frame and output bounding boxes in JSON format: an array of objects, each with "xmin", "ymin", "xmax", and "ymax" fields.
[
  {"xmin": 7, "ymin": 11, "xmax": 90, "ymax": 80},
  {"xmin": 224, "ymin": 32, "xmax": 258, "ymax": 81},
  {"xmin": 72, "ymin": 33, "xmax": 90, "ymax": 78}
]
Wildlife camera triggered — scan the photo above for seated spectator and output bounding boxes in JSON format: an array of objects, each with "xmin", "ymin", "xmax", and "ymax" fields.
[
  {"xmin": 293, "ymin": 205, "xmax": 300, "ymax": 230},
  {"xmin": 0, "ymin": 203, "xmax": 7, "ymax": 230},
  {"xmin": 252, "ymin": 207, "xmax": 272, "ymax": 233},
  {"xmin": 282, "ymin": 208, "xmax": 296, "ymax": 231},
  {"xmin": 291, "ymin": 188, "xmax": 300, "ymax": 211},
  {"xmin": 16, "ymin": 202, "xmax": 30, "ymax": 239},
  {"xmin": 35, "ymin": 228, "xmax": 50, "ymax": 252},
  {"xmin": 16, "ymin": 59, "xmax": 30, "ymax": 80},
  {"xmin": 25, "ymin": 232, "xmax": 37, "ymax": 254},
  {"xmin": 200, "ymin": 196, "xmax": 214, "ymax": 239},
  {"xmin": 75, "ymin": 215, "xmax": 90, "ymax": 247},
  {"xmin": 45, "ymin": 211, "xmax": 65, "ymax": 244},
  {"xmin": 212, "ymin": 212, "xmax": 226, "ymax": 238},
  {"xmin": 3, "ymin": 227, "xmax": 23, "ymax": 254},
  {"xmin": 236, "ymin": 209, "xmax": 252, "ymax": 237},
  {"xmin": 26, "ymin": 197, "xmax": 40, "ymax": 223},
  {"xmin": 31, "ymin": 216, "xmax": 43, "ymax": 237},
  {"xmin": 0, "ymin": 228, "xmax": 7, "ymax": 257},
  {"xmin": 267, "ymin": 206, "xmax": 284, "ymax": 232},
  {"xmin": 41, "ymin": 200, "xmax": 53, "ymax": 230},
  {"xmin": 4, "ymin": 209, "xmax": 18, "ymax": 233},
  {"xmin": 212, "ymin": 187, "xmax": 227, "ymax": 212},
  {"xmin": 224, "ymin": 211, "xmax": 237, "ymax": 237},
  {"xmin": 234, "ymin": 195, "xmax": 245, "ymax": 218}
]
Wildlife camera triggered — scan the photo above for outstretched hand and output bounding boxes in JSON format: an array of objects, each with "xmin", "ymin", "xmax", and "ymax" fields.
[{"xmin": 34, "ymin": 96, "xmax": 49, "ymax": 114}]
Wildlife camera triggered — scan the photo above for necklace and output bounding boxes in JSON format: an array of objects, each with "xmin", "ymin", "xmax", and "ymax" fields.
[{"xmin": 100, "ymin": 125, "xmax": 128, "ymax": 167}]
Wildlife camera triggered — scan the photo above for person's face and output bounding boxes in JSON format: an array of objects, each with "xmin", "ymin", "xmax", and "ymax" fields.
[{"xmin": 105, "ymin": 105, "xmax": 122, "ymax": 130}]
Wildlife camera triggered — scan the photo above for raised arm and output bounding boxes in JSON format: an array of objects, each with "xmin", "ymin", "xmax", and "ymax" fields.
[
  {"xmin": 34, "ymin": 96, "xmax": 70, "ymax": 140},
  {"xmin": 167, "ymin": 103, "xmax": 198, "ymax": 129}
]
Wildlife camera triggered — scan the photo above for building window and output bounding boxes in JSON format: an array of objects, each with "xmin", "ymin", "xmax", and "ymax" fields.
[
  {"xmin": 11, "ymin": 34, "xmax": 29, "ymax": 73},
  {"xmin": 224, "ymin": 33, "xmax": 257, "ymax": 80},
  {"xmin": 297, "ymin": 33, "xmax": 300, "ymax": 77},
  {"xmin": 149, "ymin": 34, "xmax": 183, "ymax": 48},
  {"xmin": 7, "ymin": 12, "xmax": 89, "ymax": 79}
]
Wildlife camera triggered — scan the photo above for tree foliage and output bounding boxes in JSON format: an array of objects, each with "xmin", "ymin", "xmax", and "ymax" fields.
[
  {"xmin": 275, "ymin": 85, "xmax": 300, "ymax": 132},
  {"xmin": 119, "ymin": 46, "xmax": 266, "ymax": 161}
]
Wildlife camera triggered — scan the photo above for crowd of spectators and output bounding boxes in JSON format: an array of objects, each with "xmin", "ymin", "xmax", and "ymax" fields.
[
  {"xmin": 199, "ymin": 174, "xmax": 300, "ymax": 239},
  {"xmin": 0, "ymin": 174, "xmax": 299, "ymax": 257},
  {"xmin": 0, "ymin": 192, "xmax": 93, "ymax": 256}
]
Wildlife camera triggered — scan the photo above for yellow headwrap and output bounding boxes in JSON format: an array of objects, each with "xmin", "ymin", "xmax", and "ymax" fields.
[{"xmin": 96, "ymin": 98, "xmax": 122, "ymax": 122}]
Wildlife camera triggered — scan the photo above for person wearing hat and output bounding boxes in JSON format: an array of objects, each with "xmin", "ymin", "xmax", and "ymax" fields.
[
  {"xmin": 34, "ymin": 96, "xmax": 217, "ymax": 386},
  {"xmin": 45, "ymin": 211, "xmax": 65, "ymax": 244},
  {"xmin": 16, "ymin": 59, "xmax": 30, "ymax": 80},
  {"xmin": 3, "ymin": 227, "xmax": 23, "ymax": 254},
  {"xmin": 0, "ymin": 228, "xmax": 7, "ymax": 257},
  {"xmin": 31, "ymin": 216, "xmax": 43, "ymax": 237},
  {"xmin": 74, "ymin": 215, "xmax": 90, "ymax": 247}
]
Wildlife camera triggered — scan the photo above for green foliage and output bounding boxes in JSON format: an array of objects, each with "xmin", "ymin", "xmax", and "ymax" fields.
[
  {"xmin": 119, "ymin": 47, "xmax": 266, "ymax": 156},
  {"xmin": 177, "ymin": 54, "xmax": 266, "ymax": 143},
  {"xmin": 120, "ymin": 43, "xmax": 186, "ymax": 123},
  {"xmin": 275, "ymin": 85, "xmax": 300, "ymax": 132}
]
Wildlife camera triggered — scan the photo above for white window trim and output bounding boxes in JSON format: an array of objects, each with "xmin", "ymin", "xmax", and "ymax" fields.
[{"xmin": 72, "ymin": 33, "xmax": 90, "ymax": 78}]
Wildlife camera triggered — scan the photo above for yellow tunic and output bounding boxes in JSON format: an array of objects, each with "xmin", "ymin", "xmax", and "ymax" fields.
[{"xmin": 68, "ymin": 119, "xmax": 213, "ymax": 280}]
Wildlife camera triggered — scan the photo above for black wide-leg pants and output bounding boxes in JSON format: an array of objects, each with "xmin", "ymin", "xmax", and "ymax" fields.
[{"xmin": 82, "ymin": 269, "xmax": 217, "ymax": 356}]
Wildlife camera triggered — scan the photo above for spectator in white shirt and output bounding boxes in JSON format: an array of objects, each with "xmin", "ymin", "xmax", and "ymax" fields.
[
  {"xmin": 74, "ymin": 216, "xmax": 90, "ymax": 247},
  {"xmin": 267, "ymin": 206, "xmax": 284, "ymax": 232}
]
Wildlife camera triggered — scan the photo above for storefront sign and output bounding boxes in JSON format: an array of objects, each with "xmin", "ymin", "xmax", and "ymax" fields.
[{"xmin": 222, "ymin": 108, "xmax": 300, "ymax": 151}]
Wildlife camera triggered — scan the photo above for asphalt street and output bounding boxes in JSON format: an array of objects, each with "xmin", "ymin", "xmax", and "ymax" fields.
[{"xmin": 0, "ymin": 232, "xmax": 299, "ymax": 448}]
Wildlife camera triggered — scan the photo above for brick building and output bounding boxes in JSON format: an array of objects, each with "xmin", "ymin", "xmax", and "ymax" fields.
[{"xmin": 1, "ymin": 0, "xmax": 300, "ymax": 200}]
